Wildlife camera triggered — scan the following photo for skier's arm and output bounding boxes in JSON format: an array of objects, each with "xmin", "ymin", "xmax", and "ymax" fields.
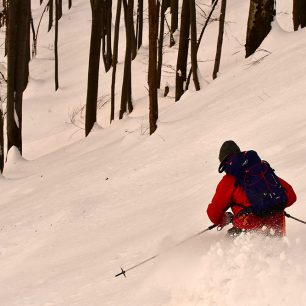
[
  {"xmin": 207, "ymin": 175, "xmax": 235, "ymax": 225},
  {"xmin": 278, "ymin": 177, "xmax": 297, "ymax": 207}
]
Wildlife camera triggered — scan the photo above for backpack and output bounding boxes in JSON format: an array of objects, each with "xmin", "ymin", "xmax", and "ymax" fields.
[{"xmin": 218, "ymin": 150, "xmax": 288, "ymax": 217}]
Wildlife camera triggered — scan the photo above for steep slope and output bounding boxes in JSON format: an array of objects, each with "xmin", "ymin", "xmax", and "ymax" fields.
[{"xmin": 1, "ymin": 1, "xmax": 306, "ymax": 306}]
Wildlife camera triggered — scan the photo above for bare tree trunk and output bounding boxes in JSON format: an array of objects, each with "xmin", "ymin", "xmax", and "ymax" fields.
[
  {"xmin": 101, "ymin": 0, "xmax": 112, "ymax": 72},
  {"xmin": 106, "ymin": 0, "xmax": 112, "ymax": 66},
  {"xmin": 189, "ymin": 0, "xmax": 200, "ymax": 90},
  {"xmin": 157, "ymin": 0, "xmax": 166, "ymax": 88},
  {"xmin": 170, "ymin": 0, "xmax": 178, "ymax": 32},
  {"xmin": 130, "ymin": 1, "xmax": 137, "ymax": 59},
  {"xmin": 245, "ymin": 0, "xmax": 275, "ymax": 58},
  {"xmin": 185, "ymin": 0, "xmax": 218, "ymax": 90},
  {"xmin": 149, "ymin": 0, "xmax": 158, "ymax": 134},
  {"xmin": 110, "ymin": 0, "xmax": 122, "ymax": 123},
  {"xmin": 55, "ymin": 0, "xmax": 59, "ymax": 90},
  {"xmin": 119, "ymin": 0, "xmax": 134, "ymax": 118},
  {"xmin": 7, "ymin": 0, "xmax": 31, "ymax": 154},
  {"xmin": 58, "ymin": 0, "xmax": 62, "ymax": 19},
  {"xmin": 212, "ymin": 0, "xmax": 226, "ymax": 79},
  {"xmin": 85, "ymin": 0, "xmax": 103, "ymax": 136},
  {"xmin": 48, "ymin": 0, "xmax": 53, "ymax": 32},
  {"xmin": 164, "ymin": 14, "xmax": 175, "ymax": 47},
  {"xmin": 137, "ymin": 0, "xmax": 143, "ymax": 49},
  {"xmin": 175, "ymin": 0, "xmax": 190, "ymax": 101},
  {"xmin": 293, "ymin": 0, "xmax": 306, "ymax": 31},
  {"xmin": 31, "ymin": 3, "xmax": 49, "ymax": 57}
]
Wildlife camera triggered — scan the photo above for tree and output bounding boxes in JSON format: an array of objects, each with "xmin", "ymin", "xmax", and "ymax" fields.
[
  {"xmin": 186, "ymin": 0, "xmax": 219, "ymax": 90},
  {"xmin": 170, "ymin": 0, "xmax": 178, "ymax": 32},
  {"xmin": 148, "ymin": 0, "xmax": 158, "ymax": 134},
  {"xmin": 110, "ymin": 0, "xmax": 122, "ymax": 123},
  {"xmin": 293, "ymin": 0, "xmax": 306, "ymax": 31},
  {"xmin": 58, "ymin": 0, "xmax": 62, "ymax": 19},
  {"xmin": 55, "ymin": 0, "xmax": 59, "ymax": 90},
  {"xmin": 31, "ymin": 2, "xmax": 49, "ymax": 57},
  {"xmin": 136, "ymin": 0, "xmax": 143, "ymax": 49},
  {"xmin": 48, "ymin": 0, "xmax": 53, "ymax": 32},
  {"xmin": 157, "ymin": 0, "xmax": 166, "ymax": 88},
  {"xmin": 119, "ymin": 0, "xmax": 134, "ymax": 119},
  {"xmin": 7, "ymin": 0, "xmax": 31, "ymax": 154},
  {"xmin": 189, "ymin": 0, "xmax": 200, "ymax": 90},
  {"xmin": 212, "ymin": 0, "xmax": 226, "ymax": 79},
  {"xmin": 175, "ymin": 0, "xmax": 190, "ymax": 101},
  {"xmin": 101, "ymin": 0, "xmax": 113, "ymax": 72},
  {"xmin": 85, "ymin": 0, "xmax": 103, "ymax": 136},
  {"xmin": 245, "ymin": 0, "xmax": 275, "ymax": 58}
]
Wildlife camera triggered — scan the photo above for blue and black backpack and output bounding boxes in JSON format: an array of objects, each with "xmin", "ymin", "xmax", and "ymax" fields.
[{"xmin": 218, "ymin": 150, "xmax": 288, "ymax": 217}]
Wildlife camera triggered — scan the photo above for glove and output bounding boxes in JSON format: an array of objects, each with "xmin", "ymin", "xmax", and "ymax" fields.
[{"xmin": 218, "ymin": 212, "xmax": 233, "ymax": 228}]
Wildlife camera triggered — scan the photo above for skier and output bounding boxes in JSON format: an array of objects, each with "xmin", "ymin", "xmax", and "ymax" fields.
[{"xmin": 207, "ymin": 140, "xmax": 297, "ymax": 237}]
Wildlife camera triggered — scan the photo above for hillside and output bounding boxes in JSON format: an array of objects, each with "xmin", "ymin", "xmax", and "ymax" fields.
[{"xmin": 1, "ymin": 0, "xmax": 306, "ymax": 305}]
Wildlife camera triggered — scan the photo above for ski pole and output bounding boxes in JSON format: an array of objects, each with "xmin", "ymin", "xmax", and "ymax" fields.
[
  {"xmin": 284, "ymin": 211, "xmax": 306, "ymax": 225},
  {"xmin": 115, "ymin": 224, "xmax": 217, "ymax": 278}
]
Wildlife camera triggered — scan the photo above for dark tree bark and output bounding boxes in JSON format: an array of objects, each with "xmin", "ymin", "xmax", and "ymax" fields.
[
  {"xmin": 122, "ymin": 0, "xmax": 137, "ymax": 60},
  {"xmin": 58, "ymin": 0, "xmax": 62, "ymax": 19},
  {"xmin": 175, "ymin": 0, "xmax": 190, "ymax": 101},
  {"xmin": 110, "ymin": 0, "xmax": 122, "ymax": 123},
  {"xmin": 85, "ymin": 0, "xmax": 103, "ymax": 136},
  {"xmin": 31, "ymin": 2, "xmax": 49, "ymax": 57},
  {"xmin": 68, "ymin": 0, "xmax": 72, "ymax": 9},
  {"xmin": 186, "ymin": 0, "xmax": 218, "ymax": 90},
  {"xmin": 48, "ymin": 0, "xmax": 53, "ymax": 32},
  {"xmin": 119, "ymin": 0, "xmax": 134, "ymax": 118},
  {"xmin": 164, "ymin": 14, "xmax": 175, "ymax": 47},
  {"xmin": 212, "ymin": 0, "xmax": 226, "ymax": 79},
  {"xmin": 170, "ymin": 0, "xmax": 178, "ymax": 32},
  {"xmin": 106, "ymin": 0, "xmax": 112, "ymax": 65},
  {"xmin": 245, "ymin": 0, "xmax": 275, "ymax": 58},
  {"xmin": 101, "ymin": 0, "xmax": 112, "ymax": 72},
  {"xmin": 136, "ymin": 0, "xmax": 143, "ymax": 49},
  {"xmin": 55, "ymin": 0, "xmax": 59, "ymax": 90},
  {"xmin": 130, "ymin": 3, "xmax": 137, "ymax": 59},
  {"xmin": 293, "ymin": 0, "xmax": 306, "ymax": 31},
  {"xmin": 7, "ymin": 0, "xmax": 31, "ymax": 154},
  {"xmin": 149, "ymin": 0, "xmax": 158, "ymax": 134},
  {"xmin": 157, "ymin": 0, "xmax": 166, "ymax": 88},
  {"xmin": 189, "ymin": 0, "xmax": 200, "ymax": 90}
]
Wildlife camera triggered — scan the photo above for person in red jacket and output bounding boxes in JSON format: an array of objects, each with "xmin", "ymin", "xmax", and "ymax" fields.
[{"xmin": 207, "ymin": 141, "xmax": 297, "ymax": 237}]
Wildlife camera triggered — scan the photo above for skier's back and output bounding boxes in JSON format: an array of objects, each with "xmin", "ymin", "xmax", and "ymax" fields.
[{"xmin": 207, "ymin": 140, "xmax": 297, "ymax": 237}]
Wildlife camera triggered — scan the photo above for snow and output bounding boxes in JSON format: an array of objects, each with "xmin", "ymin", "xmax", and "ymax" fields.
[{"xmin": 1, "ymin": 0, "xmax": 306, "ymax": 305}]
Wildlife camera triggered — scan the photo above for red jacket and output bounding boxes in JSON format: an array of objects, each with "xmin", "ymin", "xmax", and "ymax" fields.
[{"xmin": 207, "ymin": 174, "xmax": 297, "ymax": 232}]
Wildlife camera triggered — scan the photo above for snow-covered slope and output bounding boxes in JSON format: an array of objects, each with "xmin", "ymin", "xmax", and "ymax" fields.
[{"xmin": 1, "ymin": 1, "xmax": 306, "ymax": 305}]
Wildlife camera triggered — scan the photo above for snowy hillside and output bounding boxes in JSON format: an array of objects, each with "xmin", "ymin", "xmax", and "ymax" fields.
[{"xmin": 1, "ymin": 0, "xmax": 306, "ymax": 305}]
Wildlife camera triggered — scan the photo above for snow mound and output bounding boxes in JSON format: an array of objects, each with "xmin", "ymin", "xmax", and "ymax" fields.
[{"xmin": 160, "ymin": 235, "xmax": 306, "ymax": 306}]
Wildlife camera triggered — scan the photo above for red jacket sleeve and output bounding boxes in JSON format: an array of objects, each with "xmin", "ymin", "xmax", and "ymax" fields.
[
  {"xmin": 207, "ymin": 175, "xmax": 236, "ymax": 224},
  {"xmin": 278, "ymin": 176, "xmax": 297, "ymax": 207}
]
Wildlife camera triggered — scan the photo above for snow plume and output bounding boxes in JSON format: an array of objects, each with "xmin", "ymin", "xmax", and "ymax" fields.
[{"xmin": 152, "ymin": 234, "xmax": 306, "ymax": 306}]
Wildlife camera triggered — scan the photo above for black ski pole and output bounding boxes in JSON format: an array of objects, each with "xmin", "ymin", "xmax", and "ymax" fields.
[
  {"xmin": 284, "ymin": 211, "xmax": 306, "ymax": 225},
  {"xmin": 115, "ymin": 224, "xmax": 217, "ymax": 278}
]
